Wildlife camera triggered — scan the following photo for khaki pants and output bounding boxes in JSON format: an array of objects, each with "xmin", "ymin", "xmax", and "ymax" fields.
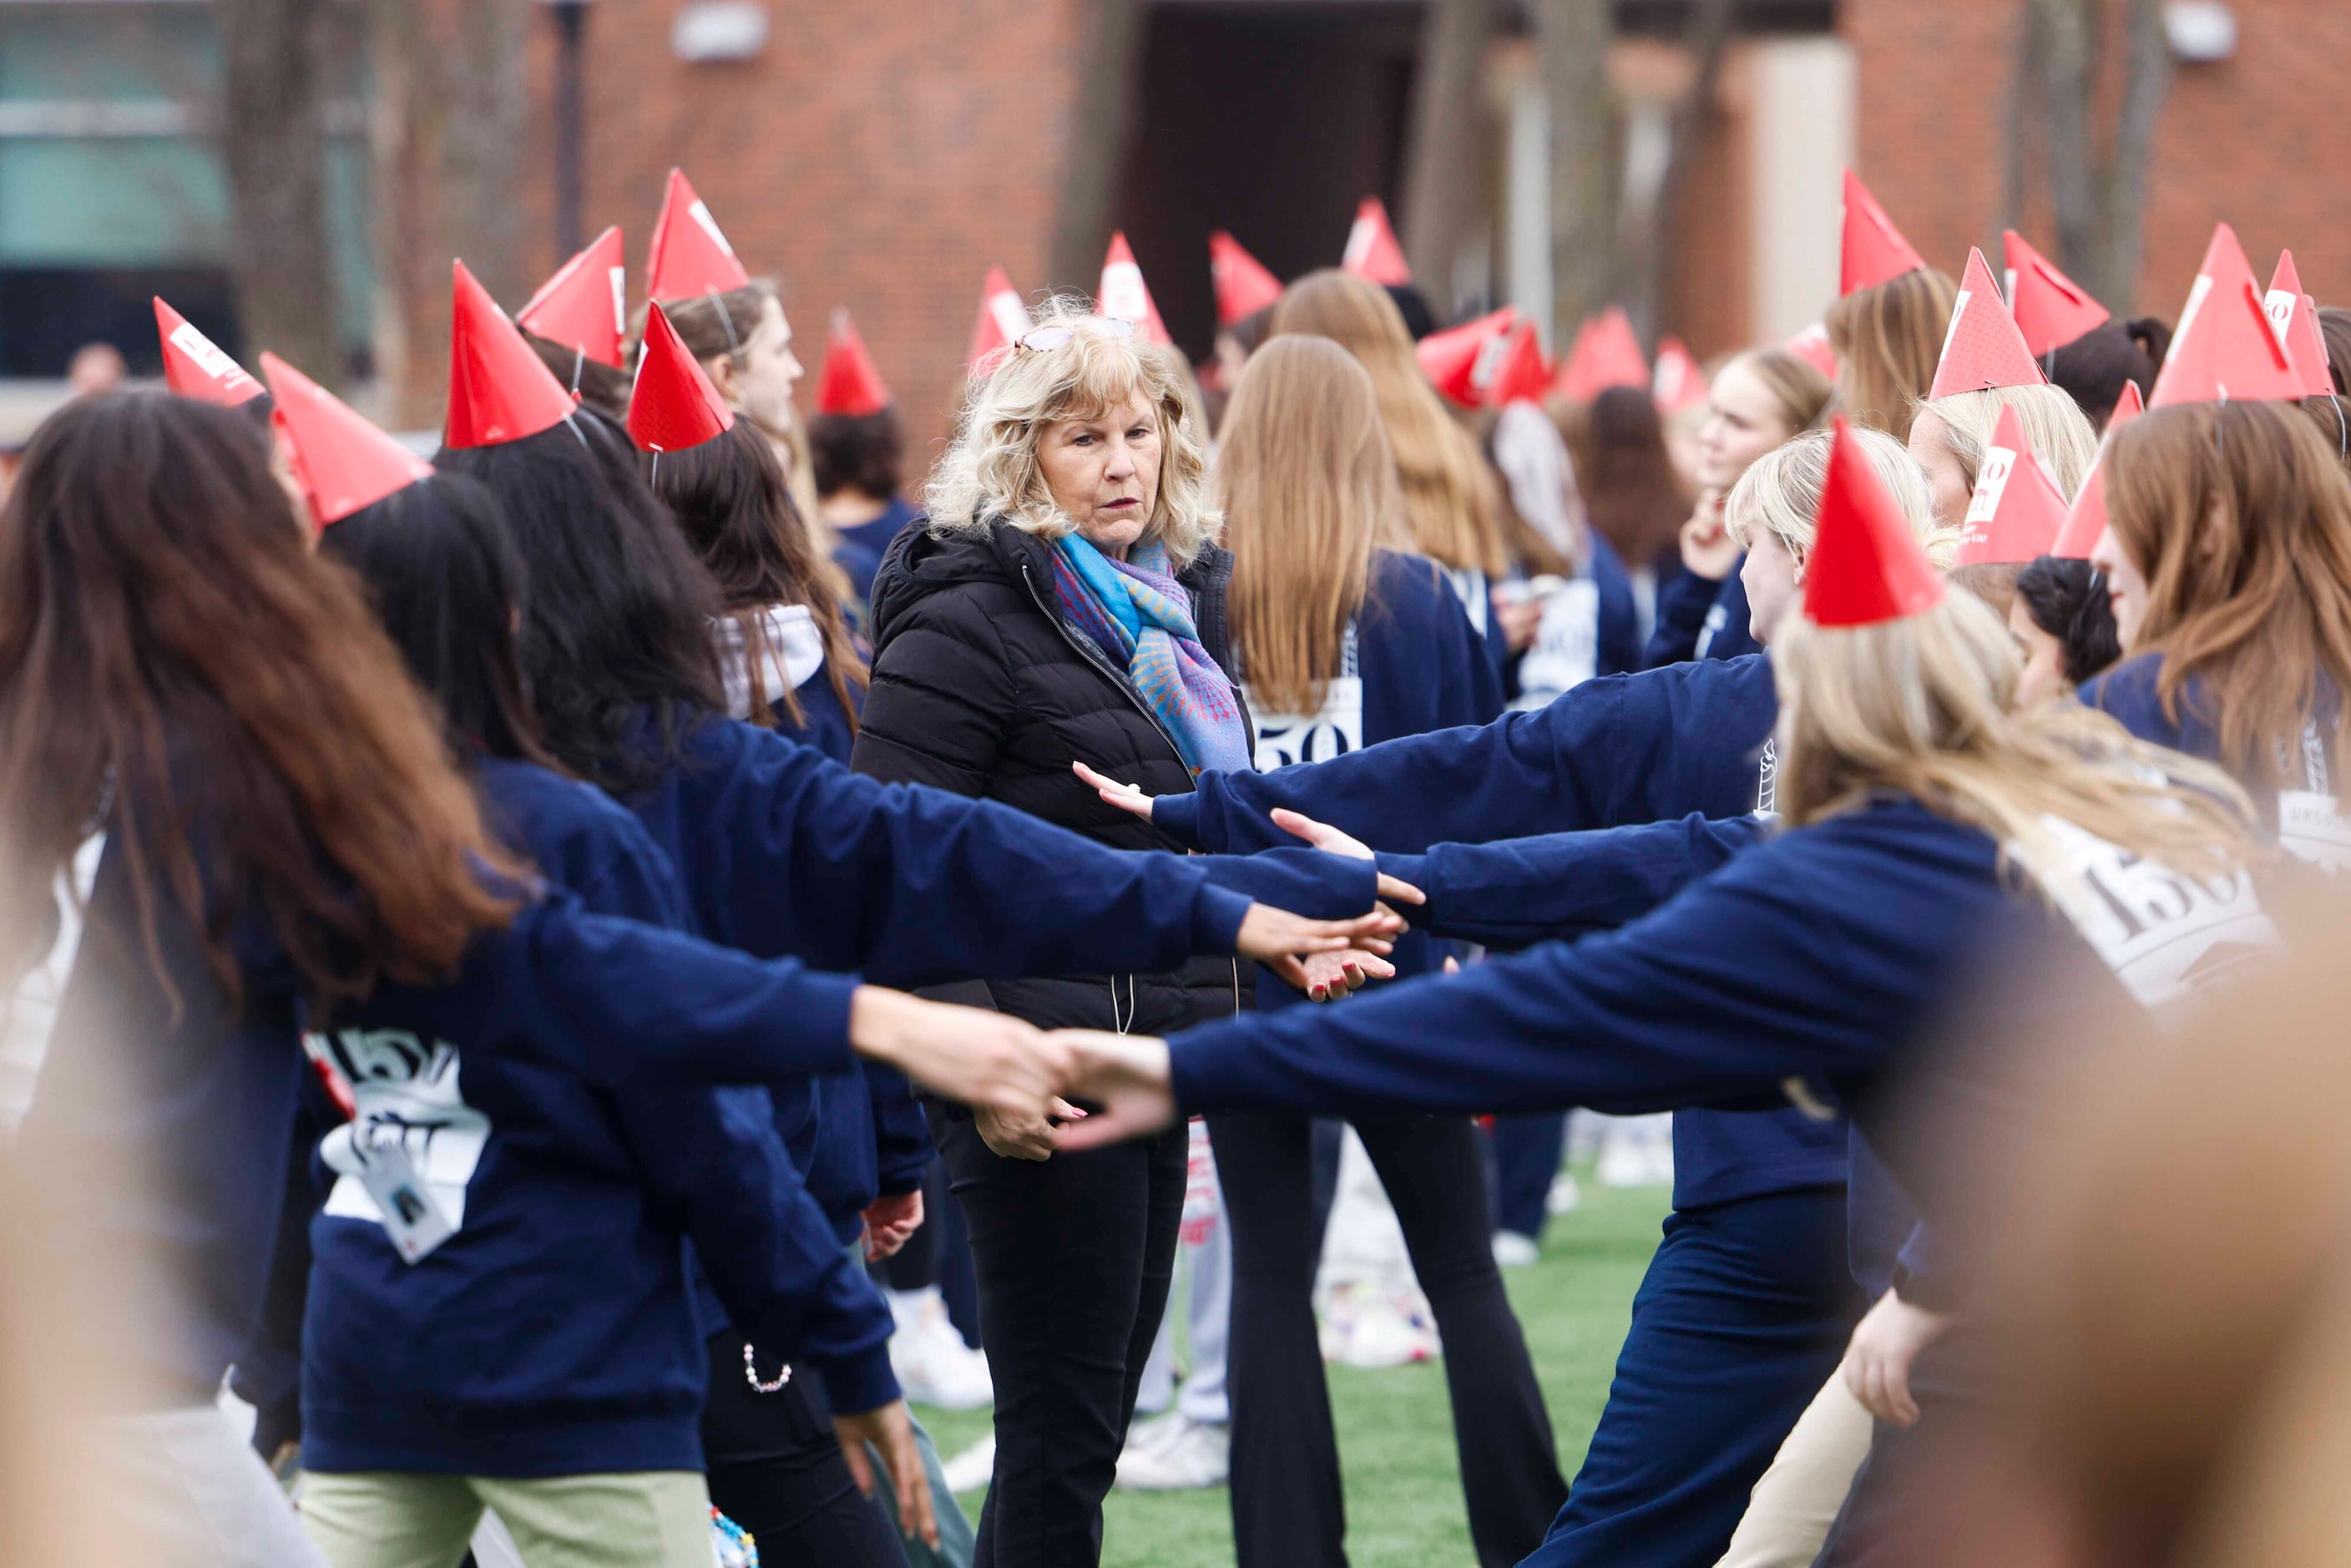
[
  {"xmin": 301, "ymin": 1469, "xmax": 712, "ymax": 1568},
  {"xmin": 1711, "ymin": 1373, "xmax": 1876, "ymax": 1568}
]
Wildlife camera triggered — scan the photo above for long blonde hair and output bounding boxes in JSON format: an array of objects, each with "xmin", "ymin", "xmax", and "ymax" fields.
[
  {"xmin": 1827, "ymin": 268, "xmax": 1959, "ymax": 441},
  {"xmin": 1725, "ymin": 423, "xmax": 1950, "ymax": 566},
  {"xmin": 1918, "ymin": 384, "xmax": 2101, "ymax": 497},
  {"xmin": 1267, "ymin": 271, "xmax": 1508, "ymax": 577},
  {"xmin": 1219, "ymin": 336, "xmax": 1410, "ymax": 716},
  {"xmin": 1772, "ymin": 589, "xmax": 2258, "ymax": 890},
  {"xmin": 925, "ymin": 297, "xmax": 1221, "ymax": 564}
]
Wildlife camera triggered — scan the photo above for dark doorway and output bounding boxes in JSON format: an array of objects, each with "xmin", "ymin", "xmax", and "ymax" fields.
[{"xmin": 0, "ymin": 266, "xmax": 239, "ymax": 379}]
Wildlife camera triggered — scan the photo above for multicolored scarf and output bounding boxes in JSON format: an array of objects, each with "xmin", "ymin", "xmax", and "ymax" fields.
[{"xmin": 1052, "ymin": 534, "xmax": 1251, "ymax": 775}]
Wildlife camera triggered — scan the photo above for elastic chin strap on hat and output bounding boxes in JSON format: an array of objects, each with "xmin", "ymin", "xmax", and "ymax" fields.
[
  {"xmin": 571, "ymin": 348, "xmax": 585, "ymax": 396},
  {"xmin": 563, "ymin": 409, "xmax": 587, "ymax": 448},
  {"xmin": 2332, "ymin": 392, "xmax": 2348, "ymax": 460}
]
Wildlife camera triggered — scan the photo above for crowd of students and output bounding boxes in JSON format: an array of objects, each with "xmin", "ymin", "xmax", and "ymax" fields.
[{"xmin": 3, "ymin": 160, "xmax": 2348, "ymax": 1568}]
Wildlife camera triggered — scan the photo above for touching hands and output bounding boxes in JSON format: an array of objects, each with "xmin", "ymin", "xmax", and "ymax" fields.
[
  {"xmin": 1048, "ymin": 1032, "xmax": 1177, "ymax": 1151},
  {"xmin": 1839, "ymin": 1288, "xmax": 1951, "ymax": 1428},
  {"xmin": 1286, "ymin": 947, "xmax": 1394, "ymax": 1001},
  {"xmin": 973, "ymin": 1098, "xmax": 1087, "ymax": 1161},
  {"xmin": 833, "ymin": 1399, "xmax": 940, "ymax": 1547},
  {"xmin": 1269, "ymin": 807, "xmax": 1425, "ymax": 908},
  {"xmin": 1074, "ymin": 760, "xmax": 1155, "ymax": 821},
  {"xmin": 848, "ymin": 988, "xmax": 1070, "ymax": 1124}
]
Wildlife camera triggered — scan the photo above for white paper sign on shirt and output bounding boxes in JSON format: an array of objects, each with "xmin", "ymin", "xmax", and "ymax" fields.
[
  {"xmin": 1439, "ymin": 566, "xmax": 1492, "ymax": 639},
  {"xmin": 2276, "ymin": 721, "xmax": 2351, "ymax": 872},
  {"xmin": 1511, "ymin": 578, "xmax": 1600, "ymax": 712},
  {"xmin": 309, "ymin": 1028, "xmax": 489, "ymax": 1262},
  {"xmin": 1247, "ymin": 625, "xmax": 1364, "ymax": 771}
]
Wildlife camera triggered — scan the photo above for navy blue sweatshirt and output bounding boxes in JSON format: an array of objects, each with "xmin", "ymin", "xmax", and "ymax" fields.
[
  {"xmin": 303, "ymin": 760, "xmax": 895, "ymax": 1477},
  {"xmin": 836, "ymin": 495, "xmax": 923, "ymax": 564},
  {"xmin": 1153, "ymin": 654, "xmax": 1844, "ymax": 1210},
  {"xmin": 1643, "ymin": 564, "xmax": 1759, "ymax": 668}
]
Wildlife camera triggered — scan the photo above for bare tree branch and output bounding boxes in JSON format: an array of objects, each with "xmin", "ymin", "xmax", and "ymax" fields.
[
  {"xmin": 1048, "ymin": 0, "xmax": 1150, "ymax": 293},
  {"xmin": 1534, "ymin": 0, "xmax": 1615, "ymax": 339},
  {"xmin": 217, "ymin": 0, "xmax": 339, "ymax": 383},
  {"xmin": 1401, "ymin": 0, "xmax": 1499, "ymax": 309}
]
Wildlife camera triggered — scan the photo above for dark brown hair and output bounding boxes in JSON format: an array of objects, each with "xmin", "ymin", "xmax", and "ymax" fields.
[
  {"xmin": 523, "ymin": 329, "xmax": 632, "ymax": 427},
  {"xmin": 1562, "ymin": 386, "xmax": 1692, "ymax": 571},
  {"xmin": 2046, "ymin": 318, "xmax": 2171, "ymax": 430},
  {"xmin": 0, "ymin": 393, "xmax": 522, "ymax": 1010},
  {"xmin": 809, "ymin": 408, "xmax": 905, "ymax": 501}
]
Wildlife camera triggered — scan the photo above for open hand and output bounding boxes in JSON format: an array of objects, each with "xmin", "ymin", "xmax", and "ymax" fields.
[
  {"xmin": 835, "ymin": 1399, "xmax": 940, "ymax": 1547},
  {"xmin": 1270, "ymin": 807, "xmax": 1424, "ymax": 907},
  {"xmin": 1051, "ymin": 1032, "xmax": 1176, "ymax": 1151},
  {"xmin": 1839, "ymin": 1288, "xmax": 1950, "ymax": 1428},
  {"xmin": 1074, "ymin": 760, "xmax": 1156, "ymax": 821},
  {"xmin": 1269, "ymin": 946, "xmax": 1396, "ymax": 1001}
]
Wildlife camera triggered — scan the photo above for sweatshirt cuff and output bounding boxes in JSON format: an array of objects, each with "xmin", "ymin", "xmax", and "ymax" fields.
[
  {"xmin": 1373, "ymin": 853, "xmax": 1435, "ymax": 928},
  {"xmin": 1152, "ymin": 791, "xmax": 1205, "ymax": 849},
  {"xmin": 784, "ymin": 972, "xmax": 864, "ymax": 1080},
  {"xmin": 1191, "ymin": 882, "xmax": 1252, "ymax": 955},
  {"xmin": 817, "ymin": 1343, "xmax": 903, "ymax": 1417},
  {"xmin": 1165, "ymin": 1017, "xmax": 1253, "ymax": 1116}
]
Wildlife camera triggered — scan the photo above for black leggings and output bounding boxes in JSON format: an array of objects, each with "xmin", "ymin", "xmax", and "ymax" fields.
[
  {"xmin": 700, "ymin": 1330, "xmax": 910, "ymax": 1568},
  {"xmin": 1208, "ymin": 1113, "xmax": 1568, "ymax": 1568}
]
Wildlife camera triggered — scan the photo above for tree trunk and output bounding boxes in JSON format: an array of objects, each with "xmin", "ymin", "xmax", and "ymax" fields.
[
  {"xmin": 1534, "ymin": 0, "xmax": 1615, "ymax": 341},
  {"xmin": 216, "ymin": 0, "xmax": 340, "ymax": 384},
  {"xmin": 2030, "ymin": 0, "xmax": 2171, "ymax": 312},
  {"xmin": 1625, "ymin": 0, "xmax": 1733, "ymax": 342},
  {"xmin": 2032, "ymin": 0, "xmax": 2100, "ymax": 284},
  {"xmin": 1400, "ymin": 0, "xmax": 1498, "ymax": 313},
  {"xmin": 1996, "ymin": 0, "xmax": 2042, "ymax": 246},
  {"xmin": 438, "ymin": 0, "xmax": 529, "ymax": 307},
  {"xmin": 1048, "ymin": 0, "xmax": 1150, "ymax": 294},
  {"xmin": 2098, "ymin": 0, "xmax": 2171, "ymax": 311}
]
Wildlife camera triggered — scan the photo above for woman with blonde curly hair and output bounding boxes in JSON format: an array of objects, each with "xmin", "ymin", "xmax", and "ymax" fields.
[{"xmin": 851, "ymin": 301, "xmax": 1254, "ymax": 1565}]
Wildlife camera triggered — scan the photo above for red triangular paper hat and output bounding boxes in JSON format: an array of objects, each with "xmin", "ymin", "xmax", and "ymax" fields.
[
  {"xmin": 518, "ymin": 225, "xmax": 627, "ymax": 370},
  {"xmin": 1208, "ymin": 230, "xmax": 1284, "ymax": 327},
  {"xmin": 1804, "ymin": 417, "xmax": 1944, "ymax": 626},
  {"xmin": 445, "ymin": 259, "xmax": 579, "ymax": 449},
  {"xmin": 1652, "ymin": 336, "xmax": 1708, "ymax": 415},
  {"xmin": 645, "ymin": 168, "xmax": 751, "ymax": 305},
  {"xmin": 1484, "ymin": 322, "xmax": 1551, "ymax": 407},
  {"xmin": 1341, "ymin": 197, "xmax": 1412, "ymax": 286},
  {"xmin": 1785, "ymin": 321, "xmax": 1839, "ymax": 379},
  {"xmin": 1098, "ymin": 232, "xmax": 1171, "ymax": 346},
  {"xmin": 1552, "ymin": 307, "xmax": 1650, "ymax": 402},
  {"xmin": 1415, "ymin": 306, "xmax": 1517, "ymax": 407},
  {"xmin": 2149, "ymin": 225, "xmax": 2303, "ymax": 407},
  {"xmin": 2049, "ymin": 382, "xmax": 2142, "ymax": 559},
  {"xmin": 2264, "ymin": 251, "xmax": 2334, "ymax": 397},
  {"xmin": 1839, "ymin": 169, "xmax": 1929, "ymax": 296},
  {"xmin": 2001, "ymin": 230, "xmax": 2109, "ymax": 357},
  {"xmin": 260, "ymin": 352, "xmax": 432, "ymax": 529},
  {"xmin": 628, "ymin": 302, "xmax": 736, "ymax": 453},
  {"xmin": 815, "ymin": 308, "xmax": 892, "ymax": 416},
  {"xmin": 154, "ymin": 297, "xmax": 262, "ymax": 407},
  {"xmin": 1929, "ymin": 248, "xmax": 2046, "ymax": 398},
  {"xmin": 1954, "ymin": 405, "xmax": 2070, "ymax": 566},
  {"xmin": 968, "ymin": 266, "xmax": 1031, "ymax": 374}
]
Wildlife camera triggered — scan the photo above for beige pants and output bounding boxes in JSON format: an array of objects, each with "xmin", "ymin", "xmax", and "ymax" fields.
[
  {"xmin": 1711, "ymin": 1373, "xmax": 1876, "ymax": 1568},
  {"xmin": 300, "ymin": 1469, "xmax": 712, "ymax": 1568}
]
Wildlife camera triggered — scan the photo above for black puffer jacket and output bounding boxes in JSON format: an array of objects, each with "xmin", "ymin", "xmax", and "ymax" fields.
[{"xmin": 852, "ymin": 518, "xmax": 1254, "ymax": 1034}]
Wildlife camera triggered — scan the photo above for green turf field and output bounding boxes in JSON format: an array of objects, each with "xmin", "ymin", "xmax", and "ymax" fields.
[{"xmin": 912, "ymin": 1167, "xmax": 1670, "ymax": 1568}]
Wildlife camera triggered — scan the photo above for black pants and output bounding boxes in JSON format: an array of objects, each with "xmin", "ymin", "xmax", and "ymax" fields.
[
  {"xmin": 938, "ymin": 1111, "xmax": 1187, "ymax": 1568},
  {"xmin": 1208, "ymin": 1112, "xmax": 1568, "ymax": 1568},
  {"xmin": 700, "ymin": 1330, "xmax": 910, "ymax": 1568}
]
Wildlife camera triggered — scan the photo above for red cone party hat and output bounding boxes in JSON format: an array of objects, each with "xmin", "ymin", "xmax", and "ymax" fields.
[
  {"xmin": 1209, "ymin": 231, "xmax": 1284, "ymax": 327},
  {"xmin": 1954, "ymin": 405, "xmax": 2070, "ymax": 566},
  {"xmin": 2050, "ymin": 381, "xmax": 2143, "ymax": 559},
  {"xmin": 1552, "ymin": 308, "xmax": 1649, "ymax": 402},
  {"xmin": 518, "ymin": 225, "xmax": 627, "ymax": 369},
  {"xmin": 815, "ymin": 308, "xmax": 892, "ymax": 417},
  {"xmin": 2001, "ymin": 230, "xmax": 2109, "ymax": 358},
  {"xmin": 154, "ymin": 297, "xmax": 262, "ymax": 407},
  {"xmin": 1928, "ymin": 248, "xmax": 2046, "ymax": 399},
  {"xmin": 645, "ymin": 168, "xmax": 751, "ymax": 304},
  {"xmin": 1341, "ymin": 197, "xmax": 1412, "ymax": 286},
  {"xmin": 2150, "ymin": 224, "xmax": 2303, "ymax": 407},
  {"xmin": 1099, "ymin": 232, "xmax": 1171, "ymax": 346},
  {"xmin": 1652, "ymin": 336, "xmax": 1708, "ymax": 416},
  {"xmin": 445, "ymin": 260, "xmax": 579, "ymax": 449},
  {"xmin": 261, "ymin": 352, "xmax": 432, "ymax": 529},
  {"xmin": 1484, "ymin": 323, "xmax": 1551, "ymax": 408},
  {"xmin": 1804, "ymin": 417, "xmax": 1944, "ymax": 627},
  {"xmin": 968, "ymin": 266, "xmax": 1031, "ymax": 374},
  {"xmin": 629, "ymin": 302, "xmax": 736, "ymax": 453},
  {"xmin": 2264, "ymin": 250, "xmax": 2334, "ymax": 398},
  {"xmin": 1839, "ymin": 169, "xmax": 1929, "ymax": 296},
  {"xmin": 1785, "ymin": 322, "xmax": 1839, "ymax": 379},
  {"xmin": 1417, "ymin": 306, "xmax": 1518, "ymax": 407}
]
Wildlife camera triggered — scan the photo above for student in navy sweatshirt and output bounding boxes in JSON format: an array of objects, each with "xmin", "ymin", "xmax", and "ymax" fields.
[
  {"xmin": 1206, "ymin": 335, "xmax": 1560, "ymax": 1566},
  {"xmin": 1059, "ymin": 427, "xmax": 2276, "ymax": 1568},
  {"xmin": 1077, "ymin": 424, "xmax": 1949, "ymax": 1568}
]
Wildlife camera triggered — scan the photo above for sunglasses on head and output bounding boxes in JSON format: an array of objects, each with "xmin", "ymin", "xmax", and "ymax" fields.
[{"xmin": 1017, "ymin": 317, "xmax": 1137, "ymax": 354}]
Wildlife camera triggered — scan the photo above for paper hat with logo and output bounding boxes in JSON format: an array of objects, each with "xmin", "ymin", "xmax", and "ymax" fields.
[
  {"xmin": 445, "ymin": 260, "xmax": 579, "ymax": 449},
  {"xmin": 1803, "ymin": 416, "xmax": 1944, "ymax": 626},
  {"xmin": 2049, "ymin": 381, "xmax": 2143, "ymax": 559},
  {"xmin": 260, "ymin": 352, "xmax": 432, "ymax": 529},
  {"xmin": 1954, "ymin": 404, "xmax": 2070, "ymax": 566},
  {"xmin": 814, "ymin": 309, "xmax": 892, "ymax": 417},
  {"xmin": 518, "ymin": 225, "xmax": 627, "ymax": 370},
  {"xmin": 628, "ymin": 302, "xmax": 736, "ymax": 453},
  {"xmin": 154, "ymin": 297, "xmax": 262, "ymax": 407},
  {"xmin": 1341, "ymin": 196, "xmax": 1411, "ymax": 286},
  {"xmin": 1928, "ymin": 248, "xmax": 2046, "ymax": 399},
  {"xmin": 968, "ymin": 266, "xmax": 1032, "ymax": 375},
  {"xmin": 2148, "ymin": 224, "xmax": 2303, "ymax": 407},
  {"xmin": 1418, "ymin": 306, "xmax": 1518, "ymax": 407},
  {"xmin": 1839, "ymin": 169, "xmax": 1929, "ymax": 296},
  {"xmin": 2001, "ymin": 230, "xmax": 2109, "ymax": 358},
  {"xmin": 645, "ymin": 168, "xmax": 751, "ymax": 305},
  {"xmin": 2264, "ymin": 250, "xmax": 2335, "ymax": 398},
  {"xmin": 1484, "ymin": 322, "xmax": 1551, "ymax": 408},
  {"xmin": 1652, "ymin": 336, "xmax": 1708, "ymax": 416},
  {"xmin": 1099, "ymin": 232, "xmax": 1171, "ymax": 346},
  {"xmin": 1209, "ymin": 230, "xmax": 1284, "ymax": 327},
  {"xmin": 1551, "ymin": 307, "xmax": 1650, "ymax": 403}
]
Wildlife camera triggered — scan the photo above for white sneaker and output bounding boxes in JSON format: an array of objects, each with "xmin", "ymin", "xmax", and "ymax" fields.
[
  {"xmin": 1115, "ymin": 1414, "xmax": 1230, "ymax": 1490},
  {"xmin": 940, "ymin": 1434, "xmax": 996, "ymax": 1495},
  {"xmin": 1491, "ymin": 1230, "xmax": 1540, "ymax": 1267},
  {"xmin": 1547, "ymin": 1171, "xmax": 1583, "ymax": 1215},
  {"xmin": 1318, "ymin": 1279, "xmax": 1438, "ymax": 1368},
  {"xmin": 887, "ymin": 1287, "xmax": 993, "ymax": 1410},
  {"xmin": 1120, "ymin": 1407, "xmax": 1187, "ymax": 1460}
]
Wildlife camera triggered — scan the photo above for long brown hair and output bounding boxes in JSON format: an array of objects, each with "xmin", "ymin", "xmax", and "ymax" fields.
[
  {"xmin": 2103, "ymin": 400, "xmax": 2351, "ymax": 791},
  {"xmin": 647, "ymin": 422, "xmax": 867, "ymax": 731},
  {"xmin": 654, "ymin": 279, "xmax": 832, "ymax": 553},
  {"xmin": 1268, "ymin": 271, "xmax": 1508, "ymax": 578},
  {"xmin": 1560, "ymin": 386, "xmax": 1692, "ymax": 569},
  {"xmin": 1826, "ymin": 267, "xmax": 1959, "ymax": 440},
  {"xmin": 0, "ymin": 393, "xmax": 522, "ymax": 1010},
  {"xmin": 1219, "ymin": 335, "xmax": 1409, "ymax": 716}
]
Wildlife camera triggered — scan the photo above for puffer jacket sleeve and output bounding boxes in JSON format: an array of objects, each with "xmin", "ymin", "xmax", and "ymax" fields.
[{"xmin": 851, "ymin": 589, "xmax": 1017, "ymax": 799}]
